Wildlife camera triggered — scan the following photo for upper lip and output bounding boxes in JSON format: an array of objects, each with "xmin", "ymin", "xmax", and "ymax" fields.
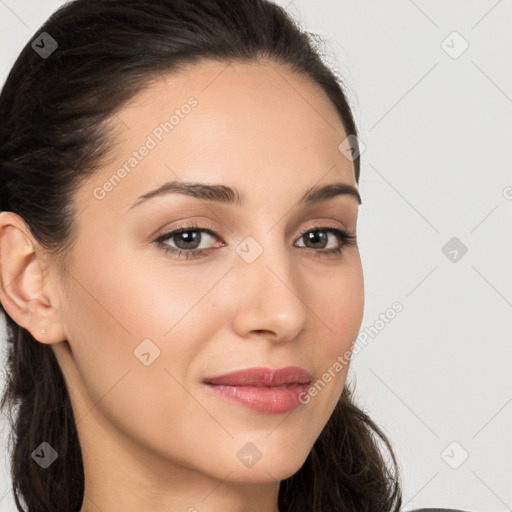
[{"xmin": 203, "ymin": 366, "xmax": 312, "ymax": 387}]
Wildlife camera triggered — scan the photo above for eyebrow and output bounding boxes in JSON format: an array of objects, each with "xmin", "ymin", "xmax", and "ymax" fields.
[{"xmin": 125, "ymin": 179, "xmax": 361, "ymax": 213}]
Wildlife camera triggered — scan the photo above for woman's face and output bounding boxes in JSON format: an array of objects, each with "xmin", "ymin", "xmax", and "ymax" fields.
[{"xmin": 48, "ymin": 59, "xmax": 363, "ymax": 489}]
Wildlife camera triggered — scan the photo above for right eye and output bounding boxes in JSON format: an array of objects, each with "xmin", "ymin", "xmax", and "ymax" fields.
[{"xmin": 153, "ymin": 223, "xmax": 225, "ymax": 260}]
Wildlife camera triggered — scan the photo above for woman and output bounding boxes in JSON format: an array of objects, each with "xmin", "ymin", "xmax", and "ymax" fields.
[{"xmin": 0, "ymin": 0, "xmax": 468, "ymax": 511}]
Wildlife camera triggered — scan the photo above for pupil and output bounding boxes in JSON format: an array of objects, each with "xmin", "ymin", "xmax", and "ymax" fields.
[
  {"xmin": 176, "ymin": 231, "xmax": 199, "ymax": 249},
  {"xmin": 307, "ymin": 231, "xmax": 327, "ymax": 248}
]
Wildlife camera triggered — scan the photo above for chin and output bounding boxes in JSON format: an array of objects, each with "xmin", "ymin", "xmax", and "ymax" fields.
[
  {"xmin": 217, "ymin": 440, "xmax": 312, "ymax": 484},
  {"xmin": 225, "ymin": 460, "xmax": 307, "ymax": 484}
]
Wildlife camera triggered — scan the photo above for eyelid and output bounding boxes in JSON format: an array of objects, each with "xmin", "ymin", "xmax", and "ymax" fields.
[
  {"xmin": 297, "ymin": 221, "xmax": 347, "ymax": 237},
  {"xmin": 154, "ymin": 220, "xmax": 217, "ymax": 239}
]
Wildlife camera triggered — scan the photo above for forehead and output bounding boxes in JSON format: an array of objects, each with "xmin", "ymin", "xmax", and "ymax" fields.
[{"xmin": 80, "ymin": 59, "xmax": 356, "ymax": 212}]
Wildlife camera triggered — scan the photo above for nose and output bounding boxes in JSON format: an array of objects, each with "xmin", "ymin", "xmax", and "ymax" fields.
[{"xmin": 230, "ymin": 241, "xmax": 308, "ymax": 344}]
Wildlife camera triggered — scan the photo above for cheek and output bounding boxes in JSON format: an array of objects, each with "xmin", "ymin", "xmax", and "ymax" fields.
[
  {"xmin": 58, "ymin": 252, "xmax": 219, "ymax": 466},
  {"xmin": 311, "ymin": 252, "xmax": 364, "ymax": 350},
  {"xmin": 301, "ymin": 254, "xmax": 364, "ymax": 405},
  {"xmin": 58, "ymin": 243, "xmax": 208, "ymax": 419}
]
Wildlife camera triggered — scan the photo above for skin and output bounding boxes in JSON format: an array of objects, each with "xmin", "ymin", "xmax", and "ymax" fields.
[{"xmin": 0, "ymin": 59, "xmax": 363, "ymax": 512}]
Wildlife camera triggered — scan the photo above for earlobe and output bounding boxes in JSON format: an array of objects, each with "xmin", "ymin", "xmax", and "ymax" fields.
[{"xmin": 0, "ymin": 211, "xmax": 67, "ymax": 345}]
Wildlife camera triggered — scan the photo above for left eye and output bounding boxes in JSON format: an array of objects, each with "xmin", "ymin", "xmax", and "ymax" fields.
[{"xmin": 295, "ymin": 229, "xmax": 344, "ymax": 250}]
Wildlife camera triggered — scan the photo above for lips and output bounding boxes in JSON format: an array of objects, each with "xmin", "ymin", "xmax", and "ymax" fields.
[
  {"xmin": 203, "ymin": 366, "xmax": 312, "ymax": 387},
  {"xmin": 203, "ymin": 366, "xmax": 312, "ymax": 414}
]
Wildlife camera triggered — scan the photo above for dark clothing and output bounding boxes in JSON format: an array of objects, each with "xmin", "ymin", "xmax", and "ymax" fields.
[{"xmin": 410, "ymin": 509, "xmax": 469, "ymax": 512}]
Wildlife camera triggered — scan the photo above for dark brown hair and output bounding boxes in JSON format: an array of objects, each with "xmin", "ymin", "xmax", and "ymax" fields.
[{"xmin": 0, "ymin": 0, "xmax": 401, "ymax": 510}]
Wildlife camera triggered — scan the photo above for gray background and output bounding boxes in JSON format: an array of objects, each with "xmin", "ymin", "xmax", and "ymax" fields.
[{"xmin": 1, "ymin": 0, "xmax": 511, "ymax": 510}]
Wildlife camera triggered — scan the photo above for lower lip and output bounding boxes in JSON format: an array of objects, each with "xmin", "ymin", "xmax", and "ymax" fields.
[{"xmin": 204, "ymin": 383, "xmax": 310, "ymax": 414}]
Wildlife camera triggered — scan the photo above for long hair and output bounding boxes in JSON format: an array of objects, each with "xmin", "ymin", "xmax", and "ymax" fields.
[{"xmin": 0, "ymin": 1, "xmax": 401, "ymax": 510}]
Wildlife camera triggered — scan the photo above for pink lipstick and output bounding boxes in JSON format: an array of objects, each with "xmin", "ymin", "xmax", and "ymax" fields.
[{"xmin": 203, "ymin": 366, "xmax": 312, "ymax": 414}]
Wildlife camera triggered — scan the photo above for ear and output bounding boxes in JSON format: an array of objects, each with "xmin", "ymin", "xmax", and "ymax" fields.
[{"xmin": 0, "ymin": 211, "xmax": 67, "ymax": 344}]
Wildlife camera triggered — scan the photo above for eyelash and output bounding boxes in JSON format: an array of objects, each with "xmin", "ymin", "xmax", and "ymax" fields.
[{"xmin": 153, "ymin": 221, "xmax": 357, "ymax": 260}]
